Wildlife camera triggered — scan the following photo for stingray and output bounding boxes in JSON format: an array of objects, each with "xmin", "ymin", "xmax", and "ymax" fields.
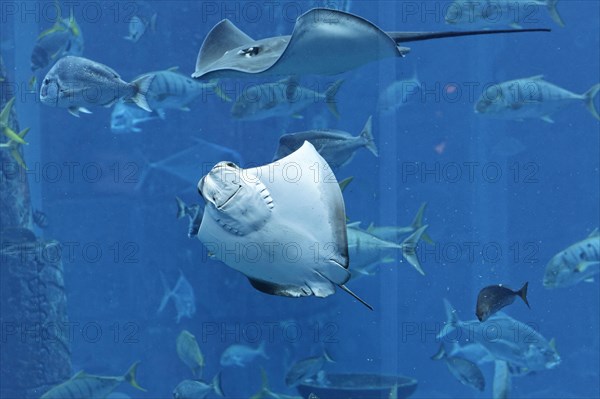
[
  {"xmin": 193, "ymin": 8, "xmax": 550, "ymax": 80},
  {"xmin": 195, "ymin": 141, "xmax": 371, "ymax": 309}
]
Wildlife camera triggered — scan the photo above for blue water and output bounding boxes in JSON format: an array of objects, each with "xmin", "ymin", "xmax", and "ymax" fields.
[{"xmin": 1, "ymin": 1, "xmax": 599, "ymax": 398}]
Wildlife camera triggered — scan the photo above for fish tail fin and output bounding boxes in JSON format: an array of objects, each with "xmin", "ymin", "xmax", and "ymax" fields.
[
  {"xmin": 518, "ymin": 282, "xmax": 530, "ymax": 309},
  {"xmin": 0, "ymin": 97, "xmax": 15, "ymax": 125},
  {"xmin": 583, "ymin": 83, "xmax": 600, "ymax": 121},
  {"xmin": 401, "ymin": 225, "xmax": 428, "ymax": 275},
  {"xmin": 338, "ymin": 176, "xmax": 354, "ymax": 192},
  {"xmin": 431, "ymin": 344, "xmax": 446, "ymax": 360},
  {"xmin": 259, "ymin": 366, "xmax": 270, "ymax": 391},
  {"xmin": 256, "ymin": 341, "xmax": 269, "ymax": 360},
  {"xmin": 325, "ymin": 79, "xmax": 344, "ymax": 119},
  {"xmin": 338, "ymin": 284, "xmax": 373, "ymax": 310},
  {"xmin": 124, "ymin": 361, "xmax": 147, "ymax": 392},
  {"xmin": 359, "ymin": 115, "xmax": 378, "ymax": 157},
  {"xmin": 212, "ymin": 371, "xmax": 224, "ymax": 397},
  {"xmin": 130, "ymin": 74, "xmax": 155, "ymax": 112},
  {"xmin": 546, "ymin": 0, "xmax": 565, "ymax": 27},
  {"xmin": 410, "ymin": 203, "xmax": 434, "ymax": 244},
  {"xmin": 157, "ymin": 272, "xmax": 172, "ymax": 313},
  {"xmin": 323, "ymin": 348, "xmax": 335, "ymax": 363},
  {"xmin": 150, "ymin": 13, "xmax": 158, "ymax": 33},
  {"xmin": 175, "ymin": 196, "xmax": 187, "ymax": 219},
  {"xmin": 437, "ymin": 299, "xmax": 460, "ymax": 339}
]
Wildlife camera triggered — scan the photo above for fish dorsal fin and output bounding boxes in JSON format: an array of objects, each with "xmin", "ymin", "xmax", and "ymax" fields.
[
  {"xmin": 72, "ymin": 370, "xmax": 87, "ymax": 379},
  {"xmin": 524, "ymin": 74, "xmax": 544, "ymax": 80},
  {"xmin": 549, "ymin": 338, "xmax": 559, "ymax": 355},
  {"xmin": 166, "ymin": 66, "xmax": 180, "ymax": 72},
  {"xmin": 587, "ymin": 228, "xmax": 599, "ymax": 238},
  {"xmin": 347, "ymin": 221, "xmax": 362, "ymax": 229}
]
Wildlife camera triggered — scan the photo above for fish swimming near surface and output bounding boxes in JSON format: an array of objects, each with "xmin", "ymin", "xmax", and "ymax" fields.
[
  {"xmin": 543, "ymin": 228, "xmax": 600, "ymax": 288},
  {"xmin": 172, "ymin": 374, "xmax": 223, "ymax": 399},
  {"xmin": 192, "ymin": 8, "xmax": 550, "ymax": 80},
  {"xmin": 39, "ymin": 55, "xmax": 153, "ymax": 117},
  {"xmin": 377, "ymin": 71, "xmax": 421, "ymax": 114},
  {"xmin": 176, "ymin": 330, "xmax": 205, "ymax": 378},
  {"xmin": 31, "ymin": 9, "xmax": 83, "ymax": 72},
  {"xmin": 124, "ymin": 1, "xmax": 157, "ymax": 43},
  {"xmin": 431, "ymin": 344, "xmax": 485, "ymax": 392},
  {"xmin": 445, "ymin": 0, "xmax": 565, "ymax": 28},
  {"xmin": 476, "ymin": 282, "xmax": 530, "ymax": 322},
  {"xmin": 475, "ymin": 75, "xmax": 600, "ymax": 123},
  {"xmin": 231, "ymin": 77, "xmax": 343, "ymax": 121},
  {"xmin": 438, "ymin": 299, "xmax": 561, "ymax": 372},
  {"xmin": 220, "ymin": 342, "xmax": 268, "ymax": 367},
  {"xmin": 251, "ymin": 368, "xmax": 303, "ymax": 399},
  {"xmin": 111, "ymin": 100, "xmax": 164, "ymax": 134},
  {"xmin": 40, "ymin": 361, "xmax": 145, "ymax": 399},
  {"xmin": 195, "ymin": 142, "xmax": 372, "ymax": 309},
  {"xmin": 285, "ymin": 350, "xmax": 334, "ymax": 387},
  {"xmin": 158, "ymin": 269, "xmax": 196, "ymax": 323},
  {"xmin": 366, "ymin": 202, "xmax": 434, "ymax": 244},
  {"xmin": 273, "ymin": 116, "xmax": 377, "ymax": 168}
]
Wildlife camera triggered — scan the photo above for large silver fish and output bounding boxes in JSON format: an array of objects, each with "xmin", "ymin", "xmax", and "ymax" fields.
[
  {"xmin": 543, "ymin": 228, "xmax": 599, "ymax": 288},
  {"xmin": 40, "ymin": 56, "xmax": 153, "ymax": 116},
  {"xmin": 431, "ymin": 344, "xmax": 485, "ymax": 392},
  {"xmin": 285, "ymin": 350, "xmax": 334, "ymax": 387},
  {"xmin": 475, "ymin": 75, "xmax": 600, "ymax": 122},
  {"xmin": 176, "ymin": 330, "xmax": 204, "ymax": 379},
  {"xmin": 173, "ymin": 374, "xmax": 223, "ymax": 399}
]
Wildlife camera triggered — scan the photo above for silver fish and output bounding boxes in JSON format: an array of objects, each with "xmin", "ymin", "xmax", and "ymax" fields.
[
  {"xmin": 543, "ymin": 228, "xmax": 600, "ymax": 288},
  {"xmin": 274, "ymin": 116, "xmax": 376, "ymax": 168},
  {"xmin": 176, "ymin": 330, "xmax": 204, "ymax": 379},
  {"xmin": 40, "ymin": 56, "xmax": 153, "ymax": 117},
  {"xmin": 377, "ymin": 72, "xmax": 421, "ymax": 114},
  {"xmin": 173, "ymin": 374, "xmax": 223, "ymax": 399},
  {"xmin": 220, "ymin": 342, "xmax": 268, "ymax": 367},
  {"xmin": 111, "ymin": 100, "xmax": 164, "ymax": 134},
  {"xmin": 475, "ymin": 75, "xmax": 600, "ymax": 123},
  {"xmin": 431, "ymin": 344, "xmax": 485, "ymax": 392},
  {"xmin": 31, "ymin": 11, "xmax": 83, "ymax": 72},
  {"xmin": 285, "ymin": 351, "xmax": 334, "ymax": 387},
  {"xmin": 158, "ymin": 270, "xmax": 196, "ymax": 323},
  {"xmin": 231, "ymin": 78, "xmax": 343, "ymax": 121}
]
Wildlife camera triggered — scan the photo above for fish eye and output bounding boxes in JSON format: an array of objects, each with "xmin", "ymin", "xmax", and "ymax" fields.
[
  {"xmin": 44, "ymin": 78, "xmax": 50, "ymax": 85},
  {"xmin": 226, "ymin": 162, "xmax": 235, "ymax": 167}
]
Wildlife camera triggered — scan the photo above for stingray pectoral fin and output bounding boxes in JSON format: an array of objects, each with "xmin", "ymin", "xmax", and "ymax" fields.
[
  {"xmin": 388, "ymin": 28, "xmax": 551, "ymax": 44},
  {"xmin": 247, "ymin": 277, "xmax": 311, "ymax": 297}
]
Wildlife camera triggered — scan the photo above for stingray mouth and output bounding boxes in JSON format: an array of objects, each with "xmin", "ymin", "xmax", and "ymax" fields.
[{"xmin": 215, "ymin": 185, "xmax": 242, "ymax": 210}]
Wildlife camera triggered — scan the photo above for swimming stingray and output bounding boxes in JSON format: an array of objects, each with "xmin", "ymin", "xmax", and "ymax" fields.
[
  {"xmin": 195, "ymin": 141, "xmax": 372, "ymax": 310},
  {"xmin": 192, "ymin": 8, "xmax": 550, "ymax": 80}
]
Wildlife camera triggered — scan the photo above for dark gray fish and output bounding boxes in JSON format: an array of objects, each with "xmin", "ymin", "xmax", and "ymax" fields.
[
  {"xmin": 432, "ymin": 344, "xmax": 485, "ymax": 392},
  {"xmin": 39, "ymin": 56, "xmax": 153, "ymax": 117},
  {"xmin": 274, "ymin": 116, "xmax": 376, "ymax": 168},
  {"xmin": 33, "ymin": 209, "xmax": 49, "ymax": 228},
  {"xmin": 172, "ymin": 373, "xmax": 223, "ymax": 399},
  {"xmin": 285, "ymin": 350, "xmax": 334, "ymax": 387},
  {"xmin": 476, "ymin": 282, "xmax": 529, "ymax": 322}
]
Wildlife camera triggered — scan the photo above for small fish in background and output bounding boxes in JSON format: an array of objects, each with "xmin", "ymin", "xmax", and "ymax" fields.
[
  {"xmin": 366, "ymin": 202, "xmax": 434, "ymax": 244},
  {"xmin": 493, "ymin": 360, "xmax": 512, "ymax": 399},
  {"xmin": 0, "ymin": 98, "xmax": 30, "ymax": 170},
  {"xmin": 231, "ymin": 77, "xmax": 344, "ymax": 121},
  {"xmin": 175, "ymin": 197, "xmax": 203, "ymax": 238},
  {"xmin": 32, "ymin": 209, "xmax": 49, "ymax": 228},
  {"xmin": 431, "ymin": 344, "xmax": 485, "ymax": 392},
  {"xmin": 273, "ymin": 116, "xmax": 377, "ymax": 169},
  {"xmin": 285, "ymin": 350, "xmax": 334, "ymax": 387},
  {"xmin": 111, "ymin": 100, "xmax": 164, "ymax": 134},
  {"xmin": 158, "ymin": 270, "xmax": 196, "ymax": 323},
  {"xmin": 39, "ymin": 56, "xmax": 153, "ymax": 117},
  {"xmin": 220, "ymin": 342, "xmax": 268, "ymax": 367},
  {"xmin": 31, "ymin": 8, "xmax": 83, "ymax": 72},
  {"xmin": 40, "ymin": 361, "xmax": 146, "ymax": 399},
  {"xmin": 124, "ymin": 1, "xmax": 157, "ymax": 43},
  {"xmin": 173, "ymin": 374, "xmax": 224, "ymax": 399},
  {"xmin": 445, "ymin": 0, "xmax": 564, "ymax": 28},
  {"xmin": 476, "ymin": 282, "xmax": 530, "ymax": 322},
  {"xmin": 176, "ymin": 330, "xmax": 205, "ymax": 379},
  {"xmin": 475, "ymin": 76, "xmax": 600, "ymax": 123},
  {"xmin": 544, "ymin": 228, "xmax": 600, "ymax": 288},
  {"xmin": 251, "ymin": 368, "xmax": 302, "ymax": 399},
  {"xmin": 377, "ymin": 71, "xmax": 421, "ymax": 114}
]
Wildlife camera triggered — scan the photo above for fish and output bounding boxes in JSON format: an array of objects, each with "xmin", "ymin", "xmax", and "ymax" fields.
[
  {"xmin": 192, "ymin": 8, "xmax": 550, "ymax": 80},
  {"xmin": 175, "ymin": 197, "xmax": 203, "ymax": 238},
  {"xmin": 347, "ymin": 222, "xmax": 428, "ymax": 277},
  {"xmin": 39, "ymin": 56, "xmax": 153, "ymax": 117},
  {"xmin": 285, "ymin": 350, "xmax": 334, "ymax": 387},
  {"xmin": 445, "ymin": 0, "xmax": 565, "ymax": 28},
  {"xmin": 543, "ymin": 228, "xmax": 600, "ymax": 288},
  {"xmin": 32, "ymin": 209, "xmax": 49, "ymax": 228},
  {"xmin": 0, "ymin": 98, "xmax": 30, "ymax": 170},
  {"xmin": 124, "ymin": 1, "xmax": 157, "ymax": 43},
  {"xmin": 176, "ymin": 330, "xmax": 205, "ymax": 378},
  {"xmin": 431, "ymin": 344, "xmax": 485, "ymax": 392},
  {"xmin": 377, "ymin": 71, "xmax": 421, "ymax": 114},
  {"xmin": 448, "ymin": 341, "xmax": 495, "ymax": 365},
  {"xmin": 493, "ymin": 360, "xmax": 511, "ymax": 399},
  {"xmin": 31, "ymin": 8, "xmax": 83, "ymax": 72},
  {"xmin": 220, "ymin": 342, "xmax": 268, "ymax": 367},
  {"xmin": 110, "ymin": 100, "xmax": 164, "ymax": 134},
  {"xmin": 438, "ymin": 299, "xmax": 561, "ymax": 372},
  {"xmin": 195, "ymin": 142, "xmax": 372, "ymax": 309},
  {"xmin": 231, "ymin": 78, "xmax": 343, "ymax": 121},
  {"xmin": 40, "ymin": 361, "xmax": 145, "ymax": 399},
  {"xmin": 251, "ymin": 368, "xmax": 303, "ymax": 399},
  {"xmin": 475, "ymin": 76, "xmax": 600, "ymax": 123},
  {"xmin": 137, "ymin": 67, "xmax": 227, "ymax": 112},
  {"xmin": 273, "ymin": 116, "xmax": 377, "ymax": 168},
  {"xmin": 476, "ymin": 282, "xmax": 530, "ymax": 322},
  {"xmin": 157, "ymin": 269, "xmax": 196, "ymax": 323},
  {"xmin": 366, "ymin": 202, "xmax": 434, "ymax": 245},
  {"xmin": 172, "ymin": 374, "xmax": 223, "ymax": 399}
]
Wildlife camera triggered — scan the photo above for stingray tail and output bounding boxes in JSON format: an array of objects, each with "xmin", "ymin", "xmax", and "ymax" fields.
[
  {"xmin": 338, "ymin": 284, "xmax": 373, "ymax": 310},
  {"xmin": 325, "ymin": 79, "xmax": 344, "ymax": 119},
  {"xmin": 400, "ymin": 225, "xmax": 428, "ymax": 275},
  {"xmin": 389, "ymin": 28, "xmax": 551, "ymax": 44},
  {"xmin": 129, "ymin": 74, "xmax": 155, "ymax": 112},
  {"xmin": 359, "ymin": 115, "xmax": 378, "ymax": 157},
  {"xmin": 546, "ymin": 0, "xmax": 565, "ymax": 27},
  {"xmin": 583, "ymin": 83, "xmax": 600, "ymax": 121}
]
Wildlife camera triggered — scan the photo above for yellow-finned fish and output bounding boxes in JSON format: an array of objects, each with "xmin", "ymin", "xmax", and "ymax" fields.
[
  {"xmin": 251, "ymin": 368, "xmax": 302, "ymax": 399},
  {"xmin": 176, "ymin": 330, "xmax": 205, "ymax": 379},
  {"xmin": 40, "ymin": 361, "xmax": 145, "ymax": 399},
  {"xmin": 0, "ymin": 97, "xmax": 30, "ymax": 170}
]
